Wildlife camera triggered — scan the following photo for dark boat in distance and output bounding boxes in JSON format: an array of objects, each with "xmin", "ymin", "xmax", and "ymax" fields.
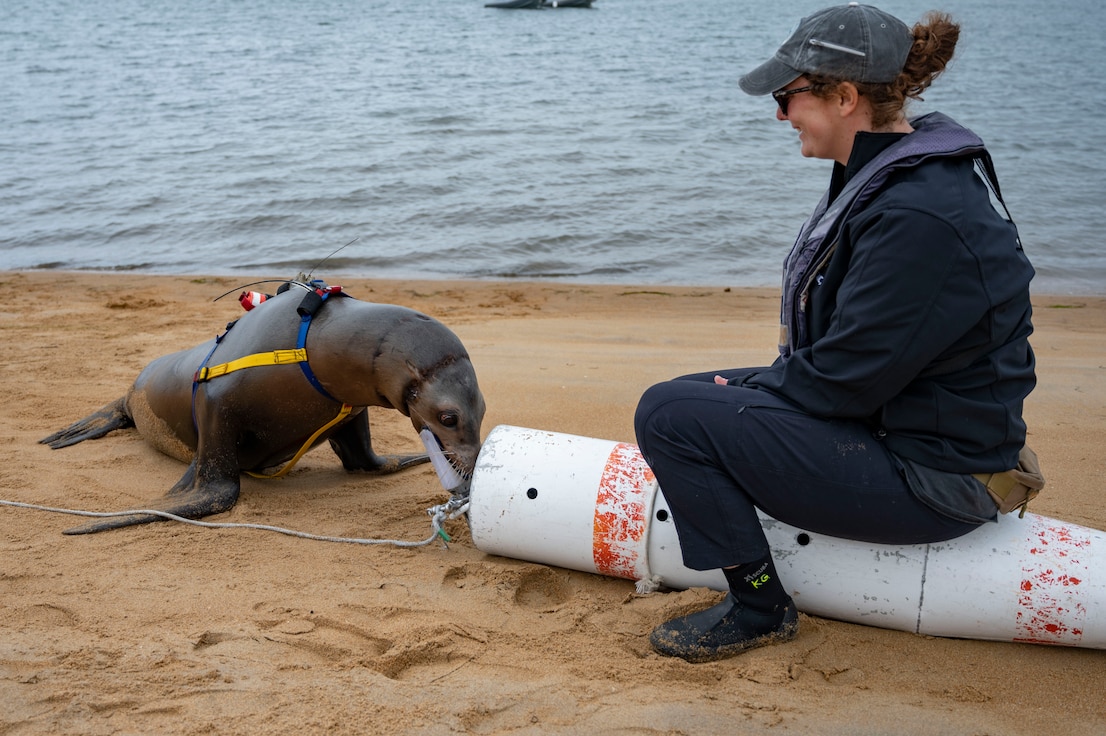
[{"xmin": 485, "ymin": 0, "xmax": 594, "ymax": 8}]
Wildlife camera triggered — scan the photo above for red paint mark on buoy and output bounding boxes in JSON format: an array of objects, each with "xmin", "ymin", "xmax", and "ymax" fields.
[
  {"xmin": 592, "ymin": 443, "xmax": 654, "ymax": 580},
  {"xmin": 1014, "ymin": 519, "xmax": 1091, "ymax": 646}
]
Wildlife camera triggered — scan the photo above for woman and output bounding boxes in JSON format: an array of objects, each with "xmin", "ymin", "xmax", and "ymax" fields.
[{"xmin": 634, "ymin": 4, "xmax": 1038, "ymax": 663}]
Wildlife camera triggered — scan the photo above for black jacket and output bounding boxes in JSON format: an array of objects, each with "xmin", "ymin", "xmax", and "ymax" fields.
[{"xmin": 745, "ymin": 113, "xmax": 1036, "ymax": 478}]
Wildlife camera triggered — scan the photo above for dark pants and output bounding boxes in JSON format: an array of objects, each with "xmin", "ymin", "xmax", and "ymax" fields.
[{"xmin": 633, "ymin": 369, "xmax": 983, "ymax": 570}]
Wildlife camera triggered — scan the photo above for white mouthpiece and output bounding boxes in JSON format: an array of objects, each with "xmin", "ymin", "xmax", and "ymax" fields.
[{"xmin": 419, "ymin": 428, "xmax": 465, "ymax": 491}]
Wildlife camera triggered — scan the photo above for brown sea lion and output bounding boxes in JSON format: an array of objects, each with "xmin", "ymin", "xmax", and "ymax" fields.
[{"xmin": 40, "ymin": 281, "xmax": 485, "ymax": 534}]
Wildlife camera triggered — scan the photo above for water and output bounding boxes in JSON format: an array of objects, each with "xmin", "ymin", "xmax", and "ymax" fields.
[{"xmin": 3, "ymin": 0, "xmax": 1104, "ymax": 294}]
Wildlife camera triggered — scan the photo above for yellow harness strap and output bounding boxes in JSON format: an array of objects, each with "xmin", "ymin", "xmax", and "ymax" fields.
[
  {"xmin": 194, "ymin": 349, "xmax": 308, "ymax": 382},
  {"xmin": 246, "ymin": 402, "xmax": 354, "ymax": 479},
  {"xmin": 194, "ymin": 348, "xmax": 352, "ymax": 480}
]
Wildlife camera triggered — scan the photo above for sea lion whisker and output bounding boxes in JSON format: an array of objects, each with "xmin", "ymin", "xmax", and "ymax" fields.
[
  {"xmin": 410, "ymin": 407, "xmax": 475, "ymax": 479},
  {"xmin": 410, "ymin": 416, "xmax": 464, "ymax": 463}
]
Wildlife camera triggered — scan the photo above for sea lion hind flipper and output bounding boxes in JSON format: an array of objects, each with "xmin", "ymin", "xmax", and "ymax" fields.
[
  {"xmin": 62, "ymin": 461, "xmax": 241, "ymax": 535},
  {"xmin": 326, "ymin": 411, "xmax": 430, "ymax": 473},
  {"xmin": 39, "ymin": 397, "xmax": 134, "ymax": 449}
]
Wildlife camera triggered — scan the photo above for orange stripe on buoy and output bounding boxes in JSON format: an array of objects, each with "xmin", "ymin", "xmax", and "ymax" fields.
[
  {"xmin": 1014, "ymin": 517, "xmax": 1091, "ymax": 645},
  {"xmin": 592, "ymin": 443, "xmax": 653, "ymax": 580}
]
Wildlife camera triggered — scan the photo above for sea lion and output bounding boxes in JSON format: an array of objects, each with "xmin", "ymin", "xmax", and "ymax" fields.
[{"xmin": 40, "ymin": 281, "xmax": 486, "ymax": 535}]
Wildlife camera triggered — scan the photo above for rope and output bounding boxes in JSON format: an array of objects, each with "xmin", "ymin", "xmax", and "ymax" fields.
[{"xmin": 0, "ymin": 495, "xmax": 471, "ymax": 548}]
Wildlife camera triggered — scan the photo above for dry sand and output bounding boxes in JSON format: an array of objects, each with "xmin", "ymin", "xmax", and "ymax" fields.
[{"xmin": 1, "ymin": 271, "xmax": 1103, "ymax": 735}]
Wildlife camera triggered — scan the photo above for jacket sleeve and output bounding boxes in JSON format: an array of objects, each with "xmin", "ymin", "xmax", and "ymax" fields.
[{"xmin": 745, "ymin": 203, "xmax": 993, "ymax": 418}]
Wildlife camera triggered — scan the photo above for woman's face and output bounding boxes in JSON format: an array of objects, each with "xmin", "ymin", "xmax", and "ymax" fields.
[{"xmin": 774, "ymin": 77, "xmax": 857, "ymax": 165}]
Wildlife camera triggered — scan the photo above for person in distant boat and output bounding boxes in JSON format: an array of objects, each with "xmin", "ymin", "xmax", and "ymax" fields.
[{"xmin": 634, "ymin": 3, "xmax": 1039, "ymax": 663}]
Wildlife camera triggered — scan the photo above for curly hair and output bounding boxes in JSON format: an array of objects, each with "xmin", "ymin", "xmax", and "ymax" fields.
[{"xmin": 807, "ymin": 12, "xmax": 961, "ymax": 129}]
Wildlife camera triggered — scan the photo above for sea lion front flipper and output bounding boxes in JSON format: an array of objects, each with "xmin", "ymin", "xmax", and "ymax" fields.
[
  {"xmin": 39, "ymin": 397, "xmax": 134, "ymax": 449},
  {"xmin": 327, "ymin": 410, "xmax": 430, "ymax": 473},
  {"xmin": 62, "ymin": 457, "xmax": 241, "ymax": 535}
]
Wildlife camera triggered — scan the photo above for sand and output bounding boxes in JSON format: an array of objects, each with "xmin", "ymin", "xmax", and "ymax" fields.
[{"xmin": 1, "ymin": 271, "xmax": 1103, "ymax": 735}]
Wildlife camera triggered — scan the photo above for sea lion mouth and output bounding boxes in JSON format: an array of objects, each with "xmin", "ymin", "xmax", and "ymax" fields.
[{"xmin": 419, "ymin": 428, "xmax": 468, "ymax": 492}]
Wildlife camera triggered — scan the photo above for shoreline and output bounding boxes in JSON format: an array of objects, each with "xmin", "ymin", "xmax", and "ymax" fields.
[
  {"xmin": 8, "ymin": 266, "xmax": 1106, "ymax": 298},
  {"xmin": 1, "ymin": 270, "xmax": 1103, "ymax": 734}
]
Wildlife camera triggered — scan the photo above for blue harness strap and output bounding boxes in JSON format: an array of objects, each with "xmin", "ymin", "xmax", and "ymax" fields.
[
  {"xmin": 190, "ymin": 327, "xmax": 230, "ymax": 431},
  {"xmin": 295, "ymin": 292, "xmax": 340, "ymax": 403}
]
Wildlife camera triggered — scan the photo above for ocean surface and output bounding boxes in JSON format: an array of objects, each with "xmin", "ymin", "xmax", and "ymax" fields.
[{"xmin": 3, "ymin": 0, "xmax": 1104, "ymax": 294}]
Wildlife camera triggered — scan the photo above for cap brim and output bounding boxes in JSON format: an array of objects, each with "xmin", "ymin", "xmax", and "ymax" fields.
[{"xmin": 738, "ymin": 56, "xmax": 801, "ymax": 96}]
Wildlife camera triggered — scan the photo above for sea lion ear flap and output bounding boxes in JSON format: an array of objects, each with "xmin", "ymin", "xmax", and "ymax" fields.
[
  {"xmin": 397, "ymin": 361, "xmax": 426, "ymax": 418},
  {"xmin": 404, "ymin": 359, "xmax": 425, "ymax": 384},
  {"xmin": 370, "ymin": 360, "xmax": 418, "ymax": 414}
]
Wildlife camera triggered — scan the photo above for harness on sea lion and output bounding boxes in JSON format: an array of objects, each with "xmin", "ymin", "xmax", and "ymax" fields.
[{"xmin": 191, "ymin": 280, "xmax": 353, "ymax": 479}]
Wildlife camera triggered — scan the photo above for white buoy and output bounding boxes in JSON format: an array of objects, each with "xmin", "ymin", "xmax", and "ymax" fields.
[{"xmin": 468, "ymin": 425, "xmax": 1105, "ymax": 649}]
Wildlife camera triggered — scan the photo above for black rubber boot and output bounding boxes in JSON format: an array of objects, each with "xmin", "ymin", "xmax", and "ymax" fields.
[{"xmin": 649, "ymin": 593, "xmax": 799, "ymax": 663}]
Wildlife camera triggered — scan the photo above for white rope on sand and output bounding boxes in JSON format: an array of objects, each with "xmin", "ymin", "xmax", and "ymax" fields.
[{"xmin": 0, "ymin": 495, "xmax": 471, "ymax": 548}]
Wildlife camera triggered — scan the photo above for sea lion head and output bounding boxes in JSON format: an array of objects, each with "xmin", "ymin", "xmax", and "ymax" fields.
[{"xmin": 406, "ymin": 354, "xmax": 486, "ymax": 480}]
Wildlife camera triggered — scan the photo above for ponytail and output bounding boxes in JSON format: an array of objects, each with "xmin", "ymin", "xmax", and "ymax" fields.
[{"xmin": 808, "ymin": 12, "xmax": 961, "ymax": 129}]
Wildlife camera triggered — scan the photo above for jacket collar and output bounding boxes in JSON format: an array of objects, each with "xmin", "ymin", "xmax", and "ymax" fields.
[{"xmin": 829, "ymin": 131, "xmax": 908, "ymax": 203}]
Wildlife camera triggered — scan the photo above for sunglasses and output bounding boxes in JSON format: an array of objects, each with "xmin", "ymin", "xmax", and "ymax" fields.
[{"xmin": 771, "ymin": 85, "xmax": 816, "ymax": 116}]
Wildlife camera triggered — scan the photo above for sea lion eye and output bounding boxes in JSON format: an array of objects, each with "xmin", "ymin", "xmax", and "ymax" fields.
[{"xmin": 438, "ymin": 412, "xmax": 459, "ymax": 429}]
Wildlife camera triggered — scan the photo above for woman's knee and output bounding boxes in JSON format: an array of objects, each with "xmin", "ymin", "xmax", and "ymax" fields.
[
  {"xmin": 635, "ymin": 380, "xmax": 700, "ymax": 451},
  {"xmin": 634, "ymin": 380, "xmax": 716, "ymax": 459}
]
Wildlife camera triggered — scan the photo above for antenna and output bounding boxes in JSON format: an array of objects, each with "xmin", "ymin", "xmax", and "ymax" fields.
[
  {"xmin": 212, "ymin": 237, "xmax": 361, "ymax": 301},
  {"xmin": 302, "ymin": 237, "xmax": 360, "ymax": 281},
  {"xmin": 211, "ymin": 279, "xmax": 291, "ymax": 302}
]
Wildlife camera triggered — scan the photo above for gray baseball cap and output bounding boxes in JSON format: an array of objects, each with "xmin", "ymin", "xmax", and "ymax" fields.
[{"xmin": 739, "ymin": 3, "xmax": 913, "ymax": 95}]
